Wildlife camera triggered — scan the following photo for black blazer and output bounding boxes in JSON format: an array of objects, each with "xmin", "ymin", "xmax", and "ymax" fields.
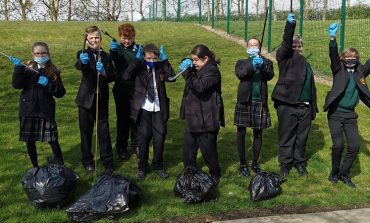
[
  {"xmin": 323, "ymin": 39, "xmax": 370, "ymax": 112},
  {"xmin": 12, "ymin": 64, "xmax": 65, "ymax": 118},
  {"xmin": 180, "ymin": 62, "xmax": 225, "ymax": 132},
  {"xmin": 75, "ymin": 48, "xmax": 115, "ymax": 113},
  {"xmin": 235, "ymin": 56, "xmax": 274, "ymax": 105},
  {"xmin": 271, "ymin": 21, "xmax": 318, "ymax": 120},
  {"xmin": 123, "ymin": 59, "xmax": 175, "ymax": 122}
]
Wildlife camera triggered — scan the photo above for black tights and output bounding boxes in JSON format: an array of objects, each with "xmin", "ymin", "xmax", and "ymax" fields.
[
  {"xmin": 26, "ymin": 141, "xmax": 64, "ymax": 167},
  {"xmin": 236, "ymin": 127, "xmax": 262, "ymax": 165}
]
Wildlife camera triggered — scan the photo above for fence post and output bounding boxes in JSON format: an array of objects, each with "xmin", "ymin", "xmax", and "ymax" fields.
[
  {"xmin": 177, "ymin": 0, "xmax": 181, "ymax": 22},
  {"xmin": 227, "ymin": 0, "xmax": 230, "ymax": 34},
  {"xmin": 198, "ymin": 0, "xmax": 202, "ymax": 24},
  {"xmin": 299, "ymin": 0, "xmax": 304, "ymax": 37},
  {"xmin": 212, "ymin": 0, "xmax": 215, "ymax": 30},
  {"xmin": 244, "ymin": 0, "xmax": 248, "ymax": 42},
  {"xmin": 267, "ymin": 0, "xmax": 272, "ymax": 52},
  {"xmin": 340, "ymin": 0, "xmax": 346, "ymax": 53}
]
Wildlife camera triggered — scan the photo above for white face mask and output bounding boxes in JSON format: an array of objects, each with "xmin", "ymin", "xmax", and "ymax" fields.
[{"xmin": 247, "ymin": 48, "xmax": 260, "ymax": 57}]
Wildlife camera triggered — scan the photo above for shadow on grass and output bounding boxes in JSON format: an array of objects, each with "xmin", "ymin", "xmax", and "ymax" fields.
[{"xmin": 351, "ymin": 134, "xmax": 370, "ymax": 178}]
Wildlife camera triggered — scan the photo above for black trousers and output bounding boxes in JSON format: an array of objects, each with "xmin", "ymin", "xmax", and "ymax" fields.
[
  {"xmin": 136, "ymin": 109, "xmax": 167, "ymax": 171},
  {"xmin": 277, "ymin": 104, "xmax": 312, "ymax": 166},
  {"xmin": 328, "ymin": 110, "xmax": 360, "ymax": 177},
  {"xmin": 183, "ymin": 131, "xmax": 221, "ymax": 177},
  {"xmin": 26, "ymin": 141, "xmax": 64, "ymax": 167},
  {"xmin": 78, "ymin": 104, "xmax": 113, "ymax": 169},
  {"xmin": 236, "ymin": 127, "xmax": 262, "ymax": 165},
  {"xmin": 113, "ymin": 83, "xmax": 137, "ymax": 151}
]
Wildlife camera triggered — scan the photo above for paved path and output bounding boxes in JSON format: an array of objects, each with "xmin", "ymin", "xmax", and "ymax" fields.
[{"xmin": 214, "ymin": 208, "xmax": 370, "ymax": 223}]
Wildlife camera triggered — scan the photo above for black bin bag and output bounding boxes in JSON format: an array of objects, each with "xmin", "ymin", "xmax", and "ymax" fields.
[
  {"xmin": 174, "ymin": 166, "xmax": 217, "ymax": 204},
  {"xmin": 66, "ymin": 174, "xmax": 141, "ymax": 222},
  {"xmin": 21, "ymin": 164, "xmax": 79, "ymax": 208},
  {"xmin": 248, "ymin": 172, "xmax": 283, "ymax": 201}
]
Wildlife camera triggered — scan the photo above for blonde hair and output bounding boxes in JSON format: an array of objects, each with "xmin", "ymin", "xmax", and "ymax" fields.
[
  {"xmin": 84, "ymin": 25, "xmax": 101, "ymax": 36},
  {"xmin": 340, "ymin": 48, "xmax": 360, "ymax": 60}
]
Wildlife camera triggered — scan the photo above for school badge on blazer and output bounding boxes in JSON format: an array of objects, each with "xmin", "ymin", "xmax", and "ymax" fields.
[{"xmin": 360, "ymin": 77, "xmax": 366, "ymax": 85}]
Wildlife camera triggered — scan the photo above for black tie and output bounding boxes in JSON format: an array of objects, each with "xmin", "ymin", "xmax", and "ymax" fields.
[{"xmin": 147, "ymin": 68, "xmax": 155, "ymax": 103}]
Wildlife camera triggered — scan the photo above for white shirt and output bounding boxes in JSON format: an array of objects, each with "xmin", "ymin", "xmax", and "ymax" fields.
[{"xmin": 141, "ymin": 67, "xmax": 161, "ymax": 112}]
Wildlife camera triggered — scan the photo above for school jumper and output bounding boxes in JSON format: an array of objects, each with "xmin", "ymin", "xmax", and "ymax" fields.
[
  {"xmin": 75, "ymin": 48, "xmax": 115, "ymax": 169},
  {"xmin": 12, "ymin": 62, "xmax": 65, "ymax": 167},
  {"xmin": 271, "ymin": 21, "xmax": 318, "ymax": 172},
  {"xmin": 180, "ymin": 62, "xmax": 225, "ymax": 180},
  {"xmin": 234, "ymin": 56, "xmax": 274, "ymax": 167},
  {"xmin": 110, "ymin": 43, "xmax": 141, "ymax": 159},
  {"xmin": 124, "ymin": 59, "xmax": 175, "ymax": 172},
  {"xmin": 324, "ymin": 39, "xmax": 370, "ymax": 181}
]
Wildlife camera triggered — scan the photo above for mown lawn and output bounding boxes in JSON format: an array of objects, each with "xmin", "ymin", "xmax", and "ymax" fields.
[
  {"xmin": 0, "ymin": 21, "xmax": 369, "ymax": 222},
  {"xmin": 206, "ymin": 18, "xmax": 370, "ymax": 76}
]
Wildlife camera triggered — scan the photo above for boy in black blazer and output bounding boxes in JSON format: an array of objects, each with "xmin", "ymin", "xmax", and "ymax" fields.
[
  {"xmin": 75, "ymin": 26, "xmax": 115, "ymax": 174},
  {"xmin": 124, "ymin": 44, "xmax": 175, "ymax": 180},
  {"xmin": 324, "ymin": 23, "xmax": 370, "ymax": 188},
  {"xmin": 271, "ymin": 13, "xmax": 318, "ymax": 178}
]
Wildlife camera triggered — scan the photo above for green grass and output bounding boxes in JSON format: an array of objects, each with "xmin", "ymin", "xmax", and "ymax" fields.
[
  {"xmin": 0, "ymin": 21, "xmax": 370, "ymax": 222},
  {"xmin": 205, "ymin": 19, "xmax": 370, "ymax": 76}
]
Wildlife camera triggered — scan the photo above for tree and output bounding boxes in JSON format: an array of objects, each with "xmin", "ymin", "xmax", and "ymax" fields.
[
  {"xmin": 16, "ymin": 0, "xmax": 32, "ymax": 21},
  {"xmin": 2, "ymin": 0, "xmax": 10, "ymax": 20},
  {"xmin": 41, "ymin": 0, "xmax": 62, "ymax": 21},
  {"xmin": 67, "ymin": 0, "xmax": 72, "ymax": 20},
  {"xmin": 322, "ymin": 0, "xmax": 328, "ymax": 21},
  {"xmin": 205, "ymin": 0, "xmax": 211, "ymax": 21},
  {"xmin": 303, "ymin": 0, "xmax": 310, "ymax": 19}
]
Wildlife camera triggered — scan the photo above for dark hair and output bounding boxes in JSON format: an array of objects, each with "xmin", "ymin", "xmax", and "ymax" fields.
[
  {"xmin": 143, "ymin": 43, "xmax": 160, "ymax": 57},
  {"xmin": 247, "ymin": 37, "xmax": 261, "ymax": 47},
  {"xmin": 29, "ymin": 42, "xmax": 60, "ymax": 81},
  {"xmin": 191, "ymin": 44, "xmax": 221, "ymax": 64},
  {"xmin": 118, "ymin": 23, "xmax": 135, "ymax": 38}
]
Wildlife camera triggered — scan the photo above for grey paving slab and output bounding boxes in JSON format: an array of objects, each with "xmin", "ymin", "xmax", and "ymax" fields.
[{"xmin": 214, "ymin": 208, "xmax": 370, "ymax": 223}]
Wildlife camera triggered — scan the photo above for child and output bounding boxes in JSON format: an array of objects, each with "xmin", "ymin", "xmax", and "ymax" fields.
[
  {"xmin": 10, "ymin": 42, "xmax": 65, "ymax": 168},
  {"xmin": 75, "ymin": 26, "xmax": 115, "ymax": 175},
  {"xmin": 179, "ymin": 44, "xmax": 225, "ymax": 185},
  {"xmin": 124, "ymin": 43, "xmax": 175, "ymax": 180},
  {"xmin": 271, "ymin": 13, "xmax": 318, "ymax": 178},
  {"xmin": 324, "ymin": 23, "xmax": 370, "ymax": 188},
  {"xmin": 109, "ymin": 23, "xmax": 141, "ymax": 161},
  {"xmin": 234, "ymin": 38, "xmax": 274, "ymax": 177}
]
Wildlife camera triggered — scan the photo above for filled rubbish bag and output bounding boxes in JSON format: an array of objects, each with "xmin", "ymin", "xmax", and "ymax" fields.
[
  {"xmin": 66, "ymin": 174, "xmax": 141, "ymax": 222},
  {"xmin": 21, "ymin": 164, "xmax": 79, "ymax": 208},
  {"xmin": 248, "ymin": 172, "xmax": 283, "ymax": 201},
  {"xmin": 174, "ymin": 166, "xmax": 217, "ymax": 204}
]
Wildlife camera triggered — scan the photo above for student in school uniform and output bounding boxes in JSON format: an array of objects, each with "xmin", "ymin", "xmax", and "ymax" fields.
[
  {"xmin": 271, "ymin": 13, "xmax": 318, "ymax": 178},
  {"xmin": 75, "ymin": 26, "xmax": 115, "ymax": 175},
  {"xmin": 109, "ymin": 23, "xmax": 142, "ymax": 160},
  {"xmin": 124, "ymin": 43, "xmax": 175, "ymax": 180},
  {"xmin": 234, "ymin": 37, "xmax": 274, "ymax": 177},
  {"xmin": 324, "ymin": 23, "xmax": 370, "ymax": 188}
]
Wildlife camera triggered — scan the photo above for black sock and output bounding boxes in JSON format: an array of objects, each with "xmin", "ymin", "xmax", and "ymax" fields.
[{"xmin": 26, "ymin": 141, "xmax": 38, "ymax": 167}]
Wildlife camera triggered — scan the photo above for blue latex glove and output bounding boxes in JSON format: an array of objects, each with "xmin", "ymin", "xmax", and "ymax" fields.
[
  {"xmin": 179, "ymin": 58, "xmax": 193, "ymax": 72},
  {"xmin": 79, "ymin": 52, "xmax": 90, "ymax": 64},
  {"xmin": 287, "ymin": 13, "xmax": 295, "ymax": 23},
  {"xmin": 9, "ymin": 56, "xmax": 22, "ymax": 66},
  {"xmin": 136, "ymin": 45, "xmax": 143, "ymax": 60},
  {"xmin": 38, "ymin": 75, "xmax": 49, "ymax": 86},
  {"xmin": 96, "ymin": 60, "xmax": 105, "ymax": 74},
  {"xmin": 252, "ymin": 56, "xmax": 264, "ymax": 70},
  {"xmin": 328, "ymin": 23, "xmax": 339, "ymax": 37},
  {"xmin": 110, "ymin": 40, "xmax": 119, "ymax": 51},
  {"xmin": 159, "ymin": 45, "xmax": 167, "ymax": 61}
]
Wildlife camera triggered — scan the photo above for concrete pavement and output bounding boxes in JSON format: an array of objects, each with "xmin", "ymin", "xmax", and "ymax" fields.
[{"xmin": 214, "ymin": 208, "xmax": 370, "ymax": 223}]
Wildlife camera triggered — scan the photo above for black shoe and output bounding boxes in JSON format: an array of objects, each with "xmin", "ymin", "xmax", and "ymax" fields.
[
  {"xmin": 240, "ymin": 165, "xmax": 250, "ymax": 177},
  {"xmin": 103, "ymin": 167, "xmax": 114, "ymax": 176},
  {"xmin": 83, "ymin": 164, "xmax": 95, "ymax": 173},
  {"xmin": 251, "ymin": 163, "xmax": 261, "ymax": 173},
  {"xmin": 296, "ymin": 164, "xmax": 308, "ymax": 176},
  {"xmin": 339, "ymin": 175, "xmax": 356, "ymax": 188},
  {"xmin": 117, "ymin": 146, "xmax": 130, "ymax": 161},
  {"xmin": 328, "ymin": 175, "xmax": 338, "ymax": 184},
  {"xmin": 136, "ymin": 170, "xmax": 146, "ymax": 180},
  {"xmin": 280, "ymin": 165, "xmax": 290, "ymax": 179},
  {"xmin": 156, "ymin": 169, "xmax": 169, "ymax": 179}
]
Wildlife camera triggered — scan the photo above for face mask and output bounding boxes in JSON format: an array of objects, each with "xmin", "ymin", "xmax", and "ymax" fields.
[
  {"xmin": 247, "ymin": 48, "xmax": 260, "ymax": 57},
  {"xmin": 343, "ymin": 59, "xmax": 359, "ymax": 68},
  {"xmin": 34, "ymin": 56, "xmax": 49, "ymax": 65},
  {"xmin": 144, "ymin": 61, "xmax": 157, "ymax": 69}
]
